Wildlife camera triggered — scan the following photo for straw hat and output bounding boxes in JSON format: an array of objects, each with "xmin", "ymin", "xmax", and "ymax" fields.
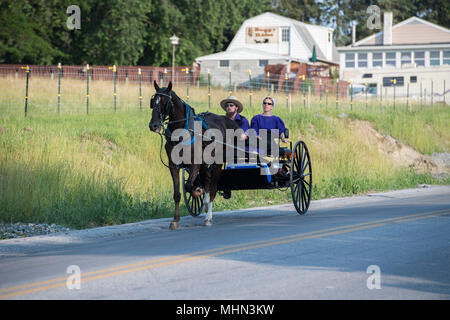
[{"xmin": 220, "ymin": 96, "xmax": 244, "ymax": 113}]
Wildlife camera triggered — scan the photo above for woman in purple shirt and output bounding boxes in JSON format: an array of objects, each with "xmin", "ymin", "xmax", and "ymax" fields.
[{"xmin": 250, "ymin": 97, "xmax": 287, "ymax": 143}]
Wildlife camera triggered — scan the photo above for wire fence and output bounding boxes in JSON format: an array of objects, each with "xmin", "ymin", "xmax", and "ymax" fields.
[{"xmin": 1, "ymin": 63, "xmax": 448, "ymax": 117}]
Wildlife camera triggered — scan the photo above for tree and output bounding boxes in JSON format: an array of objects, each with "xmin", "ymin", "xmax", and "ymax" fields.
[
  {"xmin": 70, "ymin": 0, "xmax": 150, "ymax": 65},
  {"xmin": 0, "ymin": 0, "xmax": 67, "ymax": 64},
  {"xmin": 274, "ymin": 0, "xmax": 322, "ymax": 24}
]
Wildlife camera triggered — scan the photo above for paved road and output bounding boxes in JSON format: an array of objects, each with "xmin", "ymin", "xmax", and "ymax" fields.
[{"xmin": 0, "ymin": 185, "xmax": 449, "ymax": 300}]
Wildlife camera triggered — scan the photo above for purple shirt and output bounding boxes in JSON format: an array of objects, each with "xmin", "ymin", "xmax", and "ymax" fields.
[
  {"xmin": 234, "ymin": 113, "xmax": 249, "ymax": 133},
  {"xmin": 250, "ymin": 114, "xmax": 285, "ymax": 137}
]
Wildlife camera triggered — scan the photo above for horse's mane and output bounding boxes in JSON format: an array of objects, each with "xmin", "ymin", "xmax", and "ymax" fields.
[{"xmin": 168, "ymin": 89, "xmax": 196, "ymax": 115}]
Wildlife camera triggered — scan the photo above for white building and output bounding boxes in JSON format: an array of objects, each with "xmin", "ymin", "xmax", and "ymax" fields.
[
  {"xmin": 337, "ymin": 12, "xmax": 450, "ymax": 102},
  {"xmin": 195, "ymin": 12, "xmax": 339, "ymax": 87}
]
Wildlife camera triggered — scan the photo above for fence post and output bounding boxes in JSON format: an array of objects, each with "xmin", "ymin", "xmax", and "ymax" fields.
[
  {"xmin": 420, "ymin": 81, "xmax": 423, "ymax": 109},
  {"xmin": 113, "ymin": 65, "xmax": 117, "ymax": 112},
  {"xmin": 336, "ymin": 79, "xmax": 339, "ymax": 110},
  {"xmin": 444, "ymin": 80, "xmax": 446, "ymax": 105},
  {"xmin": 308, "ymin": 85, "xmax": 311, "ymax": 109},
  {"xmin": 21, "ymin": 65, "xmax": 30, "ymax": 117},
  {"xmin": 285, "ymin": 73, "xmax": 288, "ymax": 108},
  {"xmin": 248, "ymin": 70, "xmax": 252, "ymax": 108},
  {"xmin": 380, "ymin": 83, "xmax": 382, "ymax": 112},
  {"xmin": 431, "ymin": 79, "xmax": 433, "ymax": 108},
  {"xmin": 207, "ymin": 71, "xmax": 211, "ymax": 109},
  {"xmin": 365, "ymin": 82, "xmax": 368, "ymax": 111},
  {"xmin": 350, "ymin": 80, "xmax": 353, "ymax": 111},
  {"xmin": 319, "ymin": 79, "xmax": 322, "ymax": 109},
  {"xmin": 325, "ymin": 84, "xmax": 328, "ymax": 109},
  {"xmin": 228, "ymin": 68, "xmax": 232, "ymax": 95},
  {"xmin": 138, "ymin": 68, "xmax": 142, "ymax": 111},
  {"xmin": 57, "ymin": 63, "xmax": 62, "ymax": 114},
  {"xmin": 393, "ymin": 79, "xmax": 396, "ymax": 111},
  {"xmin": 406, "ymin": 81, "xmax": 409, "ymax": 111},
  {"xmin": 299, "ymin": 75, "xmax": 305, "ymax": 109},
  {"xmin": 164, "ymin": 68, "xmax": 167, "ymax": 87},
  {"xmin": 86, "ymin": 64, "xmax": 90, "ymax": 114},
  {"xmin": 185, "ymin": 68, "xmax": 189, "ymax": 101}
]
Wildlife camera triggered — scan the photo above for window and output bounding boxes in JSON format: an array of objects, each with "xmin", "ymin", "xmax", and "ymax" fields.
[
  {"xmin": 358, "ymin": 52, "xmax": 368, "ymax": 68},
  {"xmin": 386, "ymin": 52, "xmax": 396, "ymax": 67},
  {"xmin": 219, "ymin": 60, "xmax": 229, "ymax": 68},
  {"xmin": 328, "ymin": 32, "xmax": 331, "ymax": 42},
  {"xmin": 282, "ymin": 28, "xmax": 290, "ymax": 42},
  {"xmin": 345, "ymin": 53, "xmax": 355, "ymax": 68},
  {"xmin": 372, "ymin": 52, "xmax": 382, "ymax": 67},
  {"xmin": 410, "ymin": 76, "xmax": 417, "ymax": 83},
  {"xmin": 401, "ymin": 52, "xmax": 411, "ymax": 65},
  {"xmin": 414, "ymin": 51, "xmax": 424, "ymax": 66},
  {"xmin": 362, "ymin": 73, "xmax": 373, "ymax": 78},
  {"xmin": 443, "ymin": 51, "xmax": 450, "ymax": 65},
  {"xmin": 430, "ymin": 51, "xmax": 440, "ymax": 66},
  {"xmin": 383, "ymin": 76, "xmax": 404, "ymax": 87},
  {"xmin": 259, "ymin": 59, "xmax": 268, "ymax": 67}
]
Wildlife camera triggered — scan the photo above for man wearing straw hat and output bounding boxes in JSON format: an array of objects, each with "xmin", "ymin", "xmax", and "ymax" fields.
[
  {"xmin": 220, "ymin": 95, "xmax": 249, "ymax": 139},
  {"xmin": 220, "ymin": 96, "xmax": 249, "ymax": 199}
]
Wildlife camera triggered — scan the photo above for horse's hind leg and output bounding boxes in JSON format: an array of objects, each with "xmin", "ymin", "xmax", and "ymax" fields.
[
  {"xmin": 204, "ymin": 192, "xmax": 213, "ymax": 226},
  {"xmin": 202, "ymin": 165, "xmax": 213, "ymax": 226},
  {"xmin": 204, "ymin": 164, "xmax": 222, "ymax": 227}
]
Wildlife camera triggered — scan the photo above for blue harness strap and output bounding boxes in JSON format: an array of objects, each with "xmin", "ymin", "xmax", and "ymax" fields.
[{"xmin": 165, "ymin": 102, "xmax": 208, "ymax": 146}]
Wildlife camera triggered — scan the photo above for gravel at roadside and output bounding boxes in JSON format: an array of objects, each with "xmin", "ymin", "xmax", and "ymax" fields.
[{"xmin": 0, "ymin": 223, "xmax": 71, "ymax": 240}]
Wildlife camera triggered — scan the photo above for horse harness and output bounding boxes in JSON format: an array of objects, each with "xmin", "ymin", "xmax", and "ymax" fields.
[{"xmin": 151, "ymin": 91, "xmax": 210, "ymax": 169}]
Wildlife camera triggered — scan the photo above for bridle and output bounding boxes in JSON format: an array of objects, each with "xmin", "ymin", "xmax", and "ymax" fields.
[{"xmin": 150, "ymin": 91, "xmax": 174, "ymax": 131}]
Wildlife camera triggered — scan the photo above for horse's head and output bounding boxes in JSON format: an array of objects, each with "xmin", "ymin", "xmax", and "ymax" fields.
[{"xmin": 149, "ymin": 80, "xmax": 173, "ymax": 133}]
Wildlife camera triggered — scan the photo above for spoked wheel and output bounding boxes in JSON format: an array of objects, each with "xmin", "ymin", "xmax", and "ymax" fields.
[
  {"xmin": 290, "ymin": 140, "xmax": 312, "ymax": 215},
  {"xmin": 182, "ymin": 168, "xmax": 204, "ymax": 217}
]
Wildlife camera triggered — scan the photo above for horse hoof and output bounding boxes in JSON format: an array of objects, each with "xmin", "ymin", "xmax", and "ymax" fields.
[
  {"xmin": 192, "ymin": 188, "xmax": 204, "ymax": 199},
  {"xmin": 169, "ymin": 221, "xmax": 179, "ymax": 230},
  {"xmin": 204, "ymin": 219, "xmax": 212, "ymax": 227}
]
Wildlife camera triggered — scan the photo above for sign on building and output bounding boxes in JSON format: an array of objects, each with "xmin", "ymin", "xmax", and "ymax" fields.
[{"xmin": 246, "ymin": 27, "xmax": 279, "ymax": 44}]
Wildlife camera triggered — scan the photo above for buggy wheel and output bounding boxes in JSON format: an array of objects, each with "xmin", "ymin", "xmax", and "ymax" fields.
[
  {"xmin": 290, "ymin": 140, "xmax": 312, "ymax": 215},
  {"xmin": 182, "ymin": 168, "xmax": 204, "ymax": 217}
]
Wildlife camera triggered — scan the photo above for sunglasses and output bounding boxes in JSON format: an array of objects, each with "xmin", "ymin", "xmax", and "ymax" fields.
[
  {"xmin": 263, "ymin": 102, "xmax": 273, "ymax": 105},
  {"xmin": 225, "ymin": 103, "xmax": 236, "ymax": 107}
]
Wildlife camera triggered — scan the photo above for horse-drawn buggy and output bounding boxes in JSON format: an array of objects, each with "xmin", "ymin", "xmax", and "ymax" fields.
[
  {"xmin": 182, "ymin": 135, "xmax": 312, "ymax": 217},
  {"xmin": 149, "ymin": 81, "xmax": 312, "ymax": 229}
]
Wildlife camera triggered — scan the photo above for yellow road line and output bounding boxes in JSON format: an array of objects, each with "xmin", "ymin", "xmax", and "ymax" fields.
[{"xmin": 1, "ymin": 209, "xmax": 449, "ymax": 299}]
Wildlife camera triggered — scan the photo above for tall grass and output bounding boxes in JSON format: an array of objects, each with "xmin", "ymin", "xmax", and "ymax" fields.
[{"xmin": 0, "ymin": 77, "xmax": 448, "ymax": 229}]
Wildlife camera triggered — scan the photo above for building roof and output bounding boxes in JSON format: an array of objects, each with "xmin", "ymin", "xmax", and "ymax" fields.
[
  {"xmin": 350, "ymin": 16, "xmax": 450, "ymax": 48},
  {"xmin": 230, "ymin": 12, "xmax": 337, "ymax": 64},
  {"xmin": 195, "ymin": 47, "xmax": 308, "ymax": 63},
  {"xmin": 196, "ymin": 12, "xmax": 339, "ymax": 65}
]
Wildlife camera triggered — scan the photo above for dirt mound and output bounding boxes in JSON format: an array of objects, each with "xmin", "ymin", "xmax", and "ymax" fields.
[{"xmin": 349, "ymin": 120, "xmax": 448, "ymax": 177}]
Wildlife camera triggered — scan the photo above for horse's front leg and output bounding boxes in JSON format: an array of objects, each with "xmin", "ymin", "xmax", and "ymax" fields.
[
  {"xmin": 186, "ymin": 164, "xmax": 203, "ymax": 198},
  {"xmin": 168, "ymin": 164, "xmax": 181, "ymax": 230}
]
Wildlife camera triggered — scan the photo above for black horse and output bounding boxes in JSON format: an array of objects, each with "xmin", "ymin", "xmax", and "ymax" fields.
[{"xmin": 149, "ymin": 81, "xmax": 239, "ymax": 229}]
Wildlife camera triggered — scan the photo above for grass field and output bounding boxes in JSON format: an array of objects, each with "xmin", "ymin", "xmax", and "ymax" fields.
[{"xmin": 1, "ymin": 76, "xmax": 449, "ymax": 229}]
